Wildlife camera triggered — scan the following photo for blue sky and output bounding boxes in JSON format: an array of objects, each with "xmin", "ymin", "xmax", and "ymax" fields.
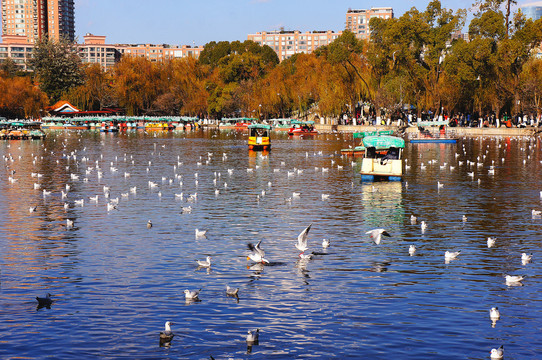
[{"xmin": 75, "ymin": 0, "xmax": 512, "ymax": 46}]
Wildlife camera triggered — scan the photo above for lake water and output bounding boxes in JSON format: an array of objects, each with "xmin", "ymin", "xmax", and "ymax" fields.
[{"xmin": 0, "ymin": 129, "xmax": 541, "ymax": 359}]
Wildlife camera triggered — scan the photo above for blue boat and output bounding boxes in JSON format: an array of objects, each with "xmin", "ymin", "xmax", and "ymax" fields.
[{"xmin": 410, "ymin": 138, "xmax": 457, "ymax": 144}]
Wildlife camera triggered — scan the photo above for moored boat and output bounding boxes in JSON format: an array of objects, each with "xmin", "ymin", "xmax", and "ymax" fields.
[
  {"xmin": 409, "ymin": 125, "xmax": 457, "ymax": 143},
  {"xmin": 270, "ymin": 118, "xmax": 294, "ymax": 131},
  {"xmin": 288, "ymin": 120, "xmax": 317, "ymax": 136},
  {"xmin": 219, "ymin": 117, "xmax": 256, "ymax": 130}
]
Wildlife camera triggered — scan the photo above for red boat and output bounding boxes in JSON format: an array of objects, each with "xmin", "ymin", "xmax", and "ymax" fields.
[{"xmin": 288, "ymin": 121, "xmax": 317, "ymax": 136}]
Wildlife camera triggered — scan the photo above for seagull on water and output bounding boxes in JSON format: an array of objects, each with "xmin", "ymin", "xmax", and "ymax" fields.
[
  {"xmin": 505, "ymin": 275, "xmax": 524, "ymax": 285},
  {"xmin": 295, "ymin": 223, "xmax": 312, "ymax": 255},
  {"xmin": 409, "ymin": 245, "xmax": 416, "ymax": 256},
  {"xmin": 147, "ymin": 220, "xmax": 152, "ymax": 229},
  {"xmin": 195, "ymin": 229, "xmax": 207, "ymax": 238},
  {"xmin": 420, "ymin": 221, "xmax": 427, "ymax": 233},
  {"xmin": 490, "ymin": 345, "xmax": 504, "ymax": 359},
  {"xmin": 226, "ymin": 285, "xmax": 239, "ymax": 297},
  {"xmin": 490, "ymin": 307, "xmax": 500, "ymax": 322},
  {"xmin": 29, "ymin": 206, "xmax": 37, "ymax": 213},
  {"xmin": 521, "ymin": 253, "xmax": 533, "ymax": 265},
  {"xmin": 184, "ymin": 289, "xmax": 201, "ymax": 300},
  {"xmin": 322, "ymin": 239, "xmax": 330, "ymax": 249},
  {"xmin": 196, "ymin": 256, "xmax": 212, "ymax": 268},
  {"xmin": 487, "ymin": 237, "xmax": 496, "ymax": 248},
  {"xmin": 66, "ymin": 219, "xmax": 74, "ymax": 229},
  {"xmin": 246, "ymin": 329, "xmax": 260, "ymax": 344},
  {"xmin": 444, "ymin": 250, "xmax": 460, "ymax": 262},
  {"xmin": 159, "ymin": 321, "xmax": 175, "ymax": 343},
  {"xmin": 366, "ymin": 228, "xmax": 391, "ymax": 245},
  {"xmin": 410, "ymin": 215, "xmax": 417, "ymax": 224},
  {"xmin": 247, "ymin": 240, "xmax": 269, "ymax": 264},
  {"xmin": 36, "ymin": 293, "xmax": 53, "ymax": 308}
]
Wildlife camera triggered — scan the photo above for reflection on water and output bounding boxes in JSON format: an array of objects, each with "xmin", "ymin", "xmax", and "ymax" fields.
[{"xmin": 0, "ymin": 131, "xmax": 541, "ymax": 359}]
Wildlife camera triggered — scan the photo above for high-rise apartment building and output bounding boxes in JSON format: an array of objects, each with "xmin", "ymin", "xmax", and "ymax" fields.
[
  {"xmin": 248, "ymin": 30, "xmax": 342, "ymax": 62},
  {"xmin": 1, "ymin": 0, "xmax": 75, "ymax": 43},
  {"xmin": 345, "ymin": 7, "xmax": 393, "ymax": 40},
  {"xmin": 521, "ymin": 2, "xmax": 542, "ymax": 21}
]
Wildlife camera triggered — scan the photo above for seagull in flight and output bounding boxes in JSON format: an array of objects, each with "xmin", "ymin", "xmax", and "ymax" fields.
[
  {"xmin": 247, "ymin": 240, "xmax": 269, "ymax": 264},
  {"xmin": 366, "ymin": 228, "xmax": 391, "ymax": 245},
  {"xmin": 295, "ymin": 223, "xmax": 312, "ymax": 255}
]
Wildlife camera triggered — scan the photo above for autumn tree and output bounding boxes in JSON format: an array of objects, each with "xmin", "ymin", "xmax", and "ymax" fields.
[
  {"xmin": 67, "ymin": 63, "xmax": 115, "ymax": 111},
  {"xmin": 0, "ymin": 75, "xmax": 48, "ymax": 118}
]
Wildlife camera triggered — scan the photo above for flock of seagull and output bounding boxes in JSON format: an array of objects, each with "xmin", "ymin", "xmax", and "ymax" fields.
[{"xmin": 2, "ymin": 132, "xmax": 540, "ymax": 358}]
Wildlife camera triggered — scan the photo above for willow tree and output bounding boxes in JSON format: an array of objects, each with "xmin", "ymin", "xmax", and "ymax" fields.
[
  {"xmin": 67, "ymin": 63, "xmax": 115, "ymax": 111},
  {"xmin": 315, "ymin": 31, "xmax": 371, "ymax": 111},
  {"xmin": 28, "ymin": 36, "xmax": 84, "ymax": 103}
]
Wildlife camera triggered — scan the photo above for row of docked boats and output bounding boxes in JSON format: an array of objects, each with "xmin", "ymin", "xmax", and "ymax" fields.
[
  {"xmin": 219, "ymin": 118, "xmax": 318, "ymax": 136},
  {"xmin": 0, "ymin": 120, "xmax": 46, "ymax": 140},
  {"xmin": 40, "ymin": 116, "xmax": 200, "ymax": 131}
]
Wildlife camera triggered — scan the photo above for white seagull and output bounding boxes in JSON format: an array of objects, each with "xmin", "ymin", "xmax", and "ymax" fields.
[
  {"xmin": 490, "ymin": 345, "xmax": 504, "ymax": 359},
  {"xmin": 444, "ymin": 250, "xmax": 461, "ymax": 261},
  {"xmin": 226, "ymin": 285, "xmax": 239, "ymax": 297},
  {"xmin": 420, "ymin": 221, "xmax": 427, "ymax": 233},
  {"xmin": 295, "ymin": 223, "xmax": 312, "ymax": 255},
  {"xmin": 246, "ymin": 329, "xmax": 260, "ymax": 344},
  {"xmin": 184, "ymin": 289, "xmax": 201, "ymax": 300},
  {"xmin": 322, "ymin": 239, "xmax": 330, "ymax": 249},
  {"xmin": 487, "ymin": 237, "xmax": 496, "ymax": 248},
  {"xmin": 196, "ymin": 256, "xmax": 212, "ymax": 268},
  {"xmin": 366, "ymin": 228, "xmax": 391, "ymax": 245},
  {"xmin": 247, "ymin": 240, "xmax": 269, "ymax": 264},
  {"xmin": 195, "ymin": 229, "xmax": 207, "ymax": 238},
  {"xmin": 490, "ymin": 307, "xmax": 500, "ymax": 322},
  {"xmin": 409, "ymin": 245, "xmax": 416, "ymax": 256},
  {"xmin": 159, "ymin": 321, "xmax": 175, "ymax": 343},
  {"xmin": 505, "ymin": 275, "xmax": 524, "ymax": 285},
  {"xmin": 521, "ymin": 253, "xmax": 533, "ymax": 265}
]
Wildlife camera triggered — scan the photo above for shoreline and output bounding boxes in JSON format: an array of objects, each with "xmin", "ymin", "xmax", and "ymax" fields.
[{"xmin": 313, "ymin": 124, "xmax": 539, "ymax": 137}]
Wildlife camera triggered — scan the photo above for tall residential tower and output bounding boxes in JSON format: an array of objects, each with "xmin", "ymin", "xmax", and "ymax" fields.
[
  {"xmin": 1, "ymin": 0, "xmax": 75, "ymax": 43},
  {"xmin": 345, "ymin": 7, "xmax": 393, "ymax": 40}
]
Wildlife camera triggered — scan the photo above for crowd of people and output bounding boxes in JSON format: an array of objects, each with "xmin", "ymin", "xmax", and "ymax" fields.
[{"xmin": 337, "ymin": 110, "xmax": 542, "ymax": 128}]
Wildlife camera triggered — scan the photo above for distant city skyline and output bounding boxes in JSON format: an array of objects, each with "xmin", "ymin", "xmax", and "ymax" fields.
[{"xmin": 73, "ymin": 0, "xmax": 480, "ymax": 46}]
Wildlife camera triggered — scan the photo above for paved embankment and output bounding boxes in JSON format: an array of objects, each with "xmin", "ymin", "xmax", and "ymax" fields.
[{"xmin": 314, "ymin": 124, "xmax": 538, "ymax": 136}]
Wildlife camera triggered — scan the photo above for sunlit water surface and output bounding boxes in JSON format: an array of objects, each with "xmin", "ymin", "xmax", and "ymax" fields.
[{"xmin": 0, "ymin": 129, "xmax": 541, "ymax": 359}]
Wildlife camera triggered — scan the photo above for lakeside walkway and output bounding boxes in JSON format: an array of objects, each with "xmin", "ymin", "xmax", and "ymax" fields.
[{"xmin": 314, "ymin": 124, "xmax": 539, "ymax": 137}]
